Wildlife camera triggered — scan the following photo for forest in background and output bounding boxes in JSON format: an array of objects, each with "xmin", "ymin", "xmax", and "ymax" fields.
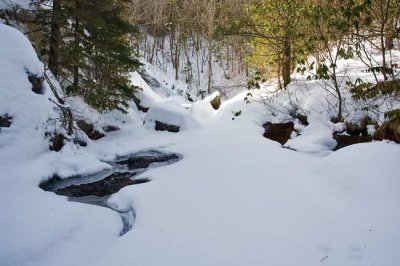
[{"xmin": 1, "ymin": 0, "xmax": 399, "ymax": 125}]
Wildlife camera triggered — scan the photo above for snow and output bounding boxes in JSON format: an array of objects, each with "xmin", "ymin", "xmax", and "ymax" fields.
[
  {"xmin": 138, "ymin": 36, "xmax": 249, "ymax": 100},
  {"xmin": 0, "ymin": 0, "xmax": 32, "ymax": 10},
  {"xmin": 0, "ymin": 23, "xmax": 55, "ymax": 162},
  {"xmin": 144, "ymin": 99, "xmax": 200, "ymax": 131},
  {"xmin": 130, "ymin": 71, "xmax": 164, "ymax": 109},
  {"xmin": 189, "ymin": 100, "xmax": 215, "ymax": 118},
  {"xmin": 1, "ymin": 21, "xmax": 400, "ymax": 266}
]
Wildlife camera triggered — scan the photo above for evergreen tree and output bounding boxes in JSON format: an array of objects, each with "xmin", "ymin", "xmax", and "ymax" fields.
[{"xmin": 36, "ymin": 0, "xmax": 141, "ymax": 113}]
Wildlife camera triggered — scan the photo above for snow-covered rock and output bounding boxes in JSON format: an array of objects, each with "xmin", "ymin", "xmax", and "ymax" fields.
[
  {"xmin": 144, "ymin": 100, "xmax": 200, "ymax": 132},
  {"xmin": 189, "ymin": 101, "xmax": 215, "ymax": 118}
]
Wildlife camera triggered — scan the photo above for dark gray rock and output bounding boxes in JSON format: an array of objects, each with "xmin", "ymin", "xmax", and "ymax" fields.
[
  {"xmin": 133, "ymin": 96, "xmax": 150, "ymax": 113},
  {"xmin": 0, "ymin": 114, "xmax": 12, "ymax": 128},
  {"xmin": 155, "ymin": 120, "xmax": 180, "ymax": 133},
  {"xmin": 73, "ymin": 138, "xmax": 87, "ymax": 147},
  {"xmin": 103, "ymin": 125, "xmax": 120, "ymax": 132}
]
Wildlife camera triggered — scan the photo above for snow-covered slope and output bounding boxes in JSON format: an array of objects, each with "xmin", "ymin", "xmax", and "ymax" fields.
[
  {"xmin": 0, "ymin": 22, "xmax": 400, "ymax": 266},
  {"xmin": 0, "ymin": 23, "xmax": 56, "ymax": 163}
]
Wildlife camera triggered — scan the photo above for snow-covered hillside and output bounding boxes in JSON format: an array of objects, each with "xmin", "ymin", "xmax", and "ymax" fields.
[{"xmin": 1, "ymin": 21, "xmax": 400, "ymax": 266}]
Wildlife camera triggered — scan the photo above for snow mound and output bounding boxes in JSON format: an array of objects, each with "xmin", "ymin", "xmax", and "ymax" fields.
[
  {"xmin": 189, "ymin": 101, "xmax": 215, "ymax": 118},
  {"xmin": 0, "ymin": 23, "xmax": 57, "ymax": 162},
  {"xmin": 144, "ymin": 100, "xmax": 200, "ymax": 131}
]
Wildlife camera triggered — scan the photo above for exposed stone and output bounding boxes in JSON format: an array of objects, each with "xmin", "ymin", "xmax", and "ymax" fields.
[
  {"xmin": 263, "ymin": 121, "xmax": 295, "ymax": 145},
  {"xmin": 28, "ymin": 74, "xmax": 44, "ymax": 94},
  {"xmin": 0, "ymin": 114, "xmax": 12, "ymax": 128},
  {"xmin": 49, "ymin": 133, "xmax": 65, "ymax": 152},
  {"xmin": 210, "ymin": 94, "xmax": 221, "ymax": 110},
  {"xmin": 155, "ymin": 120, "xmax": 180, "ymax": 133},
  {"xmin": 295, "ymin": 113, "xmax": 309, "ymax": 126},
  {"xmin": 333, "ymin": 134, "xmax": 373, "ymax": 150},
  {"xmin": 133, "ymin": 96, "xmax": 150, "ymax": 113},
  {"xmin": 103, "ymin": 125, "xmax": 120, "ymax": 132},
  {"xmin": 116, "ymin": 153, "xmax": 180, "ymax": 170},
  {"xmin": 77, "ymin": 120, "xmax": 105, "ymax": 140},
  {"xmin": 73, "ymin": 138, "xmax": 87, "ymax": 147}
]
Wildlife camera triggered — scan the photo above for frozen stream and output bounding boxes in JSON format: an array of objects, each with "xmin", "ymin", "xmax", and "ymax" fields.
[{"xmin": 40, "ymin": 150, "xmax": 181, "ymax": 235}]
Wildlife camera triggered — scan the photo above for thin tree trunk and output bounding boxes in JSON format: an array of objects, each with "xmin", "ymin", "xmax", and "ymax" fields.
[
  {"xmin": 207, "ymin": 43, "xmax": 212, "ymax": 94},
  {"xmin": 283, "ymin": 36, "xmax": 291, "ymax": 88}
]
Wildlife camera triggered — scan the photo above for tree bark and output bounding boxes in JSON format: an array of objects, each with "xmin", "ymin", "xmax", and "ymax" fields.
[{"xmin": 282, "ymin": 36, "xmax": 291, "ymax": 88}]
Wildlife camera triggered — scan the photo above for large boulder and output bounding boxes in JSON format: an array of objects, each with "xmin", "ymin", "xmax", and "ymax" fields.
[{"xmin": 144, "ymin": 100, "xmax": 199, "ymax": 133}]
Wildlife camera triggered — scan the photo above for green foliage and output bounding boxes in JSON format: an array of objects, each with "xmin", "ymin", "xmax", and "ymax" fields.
[
  {"xmin": 375, "ymin": 110, "xmax": 400, "ymax": 143},
  {"xmin": 36, "ymin": 0, "xmax": 141, "ymax": 113},
  {"xmin": 384, "ymin": 109, "xmax": 400, "ymax": 120},
  {"xmin": 350, "ymin": 79, "xmax": 400, "ymax": 101}
]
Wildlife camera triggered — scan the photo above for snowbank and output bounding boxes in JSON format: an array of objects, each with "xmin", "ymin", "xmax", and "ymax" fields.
[{"xmin": 0, "ymin": 23, "xmax": 56, "ymax": 161}]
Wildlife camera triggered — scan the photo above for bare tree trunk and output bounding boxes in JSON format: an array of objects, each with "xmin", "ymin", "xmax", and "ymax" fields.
[
  {"xmin": 282, "ymin": 36, "xmax": 291, "ymax": 88},
  {"xmin": 207, "ymin": 43, "xmax": 212, "ymax": 94}
]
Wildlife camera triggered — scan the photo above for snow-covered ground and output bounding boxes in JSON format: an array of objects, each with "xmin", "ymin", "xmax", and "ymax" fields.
[{"xmin": 1, "ymin": 22, "xmax": 400, "ymax": 266}]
